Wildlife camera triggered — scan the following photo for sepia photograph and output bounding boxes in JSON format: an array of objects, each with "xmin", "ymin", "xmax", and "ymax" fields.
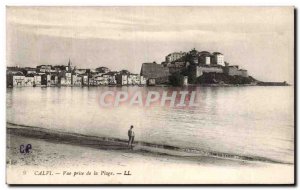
[{"xmin": 5, "ymin": 6, "xmax": 294, "ymax": 184}]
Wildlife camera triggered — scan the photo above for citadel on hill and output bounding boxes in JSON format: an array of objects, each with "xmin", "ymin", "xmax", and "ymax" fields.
[{"xmin": 141, "ymin": 48, "xmax": 250, "ymax": 85}]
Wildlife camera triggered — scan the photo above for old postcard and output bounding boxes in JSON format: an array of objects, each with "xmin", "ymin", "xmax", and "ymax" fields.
[{"xmin": 6, "ymin": 6, "xmax": 294, "ymax": 184}]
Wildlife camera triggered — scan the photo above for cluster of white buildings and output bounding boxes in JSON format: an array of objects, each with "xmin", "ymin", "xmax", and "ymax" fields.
[
  {"xmin": 7, "ymin": 60, "xmax": 146, "ymax": 88},
  {"xmin": 89, "ymin": 72, "xmax": 146, "ymax": 86}
]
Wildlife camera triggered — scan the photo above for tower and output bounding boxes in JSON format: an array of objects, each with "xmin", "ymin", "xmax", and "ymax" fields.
[
  {"xmin": 68, "ymin": 58, "xmax": 71, "ymax": 67},
  {"xmin": 67, "ymin": 58, "xmax": 72, "ymax": 71}
]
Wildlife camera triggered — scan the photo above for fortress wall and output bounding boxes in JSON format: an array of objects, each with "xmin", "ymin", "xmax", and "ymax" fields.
[
  {"xmin": 195, "ymin": 66, "xmax": 223, "ymax": 77},
  {"xmin": 224, "ymin": 67, "xmax": 248, "ymax": 77},
  {"xmin": 141, "ymin": 63, "xmax": 170, "ymax": 84}
]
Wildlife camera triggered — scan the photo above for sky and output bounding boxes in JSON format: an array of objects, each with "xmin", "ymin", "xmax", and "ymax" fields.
[{"xmin": 6, "ymin": 6, "xmax": 294, "ymax": 82}]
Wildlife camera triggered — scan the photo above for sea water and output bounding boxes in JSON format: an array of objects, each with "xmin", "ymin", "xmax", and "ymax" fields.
[{"xmin": 6, "ymin": 86, "xmax": 294, "ymax": 163}]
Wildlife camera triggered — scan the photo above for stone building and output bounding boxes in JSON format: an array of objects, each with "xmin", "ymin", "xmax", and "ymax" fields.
[
  {"xmin": 34, "ymin": 74, "xmax": 42, "ymax": 86},
  {"xmin": 81, "ymin": 74, "xmax": 89, "ymax": 86},
  {"xmin": 59, "ymin": 71, "xmax": 72, "ymax": 86},
  {"xmin": 88, "ymin": 77, "xmax": 95, "ymax": 86},
  {"xmin": 148, "ymin": 78, "xmax": 156, "ymax": 86},
  {"xmin": 187, "ymin": 49, "xmax": 199, "ymax": 65},
  {"xmin": 41, "ymin": 73, "xmax": 51, "ymax": 86},
  {"xmin": 7, "ymin": 72, "xmax": 25, "ymax": 87},
  {"xmin": 140, "ymin": 76, "xmax": 147, "ymax": 85},
  {"xmin": 36, "ymin": 65, "xmax": 52, "ymax": 73},
  {"xmin": 198, "ymin": 51, "xmax": 211, "ymax": 65},
  {"xmin": 127, "ymin": 74, "xmax": 145, "ymax": 85},
  {"xmin": 51, "ymin": 75, "xmax": 59, "ymax": 86},
  {"xmin": 168, "ymin": 62, "xmax": 187, "ymax": 75},
  {"xmin": 211, "ymin": 52, "xmax": 224, "ymax": 65},
  {"xmin": 223, "ymin": 65, "xmax": 248, "ymax": 77},
  {"xmin": 165, "ymin": 52, "xmax": 186, "ymax": 63},
  {"xmin": 72, "ymin": 74, "xmax": 82, "ymax": 86},
  {"xmin": 75, "ymin": 69, "xmax": 88, "ymax": 75},
  {"xmin": 22, "ymin": 67, "xmax": 37, "ymax": 75},
  {"xmin": 24, "ymin": 74, "xmax": 35, "ymax": 87},
  {"xmin": 95, "ymin": 67, "xmax": 110, "ymax": 73},
  {"xmin": 92, "ymin": 74, "xmax": 110, "ymax": 86},
  {"xmin": 193, "ymin": 65, "xmax": 224, "ymax": 78},
  {"xmin": 140, "ymin": 62, "xmax": 170, "ymax": 84},
  {"xmin": 102, "ymin": 73, "xmax": 117, "ymax": 85},
  {"xmin": 116, "ymin": 74, "xmax": 128, "ymax": 85}
]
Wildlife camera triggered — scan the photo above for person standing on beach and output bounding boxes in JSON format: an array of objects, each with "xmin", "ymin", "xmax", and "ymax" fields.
[{"xmin": 128, "ymin": 125, "xmax": 135, "ymax": 149}]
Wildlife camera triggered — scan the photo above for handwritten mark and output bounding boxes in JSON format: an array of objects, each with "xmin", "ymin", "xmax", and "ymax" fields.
[{"xmin": 20, "ymin": 144, "xmax": 32, "ymax": 154}]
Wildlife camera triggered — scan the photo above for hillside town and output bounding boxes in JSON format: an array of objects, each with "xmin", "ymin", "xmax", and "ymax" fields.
[
  {"xmin": 6, "ymin": 48, "xmax": 255, "ymax": 88},
  {"xmin": 7, "ymin": 59, "xmax": 147, "ymax": 87}
]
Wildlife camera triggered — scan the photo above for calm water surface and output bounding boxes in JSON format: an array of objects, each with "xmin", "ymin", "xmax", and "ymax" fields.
[{"xmin": 6, "ymin": 86, "xmax": 294, "ymax": 163}]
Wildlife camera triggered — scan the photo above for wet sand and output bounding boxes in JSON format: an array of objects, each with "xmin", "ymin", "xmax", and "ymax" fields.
[
  {"xmin": 6, "ymin": 123, "xmax": 294, "ymax": 184},
  {"xmin": 6, "ymin": 122, "xmax": 291, "ymax": 164}
]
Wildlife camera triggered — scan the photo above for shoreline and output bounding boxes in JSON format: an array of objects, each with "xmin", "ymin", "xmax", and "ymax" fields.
[
  {"xmin": 7, "ymin": 130, "xmax": 294, "ymax": 184},
  {"xmin": 7, "ymin": 122, "xmax": 292, "ymax": 165}
]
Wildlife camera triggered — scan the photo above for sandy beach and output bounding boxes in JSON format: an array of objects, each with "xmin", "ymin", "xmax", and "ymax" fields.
[{"xmin": 6, "ymin": 124, "xmax": 294, "ymax": 184}]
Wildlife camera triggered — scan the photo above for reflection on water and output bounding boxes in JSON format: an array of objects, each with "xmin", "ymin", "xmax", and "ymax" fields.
[{"xmin": 6, "ymin": 86, "xmax": 294, "ymax": 163}]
